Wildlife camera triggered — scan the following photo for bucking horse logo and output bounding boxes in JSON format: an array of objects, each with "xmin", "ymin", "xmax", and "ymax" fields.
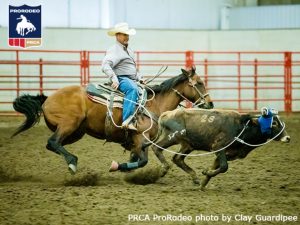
[
  {"xmin": 9, "ymin": 5, "xmax": 42, "ymax": 48},
  {"xmin": 16, "ymin": 15, "xmax": 36, "ymax": 36}
]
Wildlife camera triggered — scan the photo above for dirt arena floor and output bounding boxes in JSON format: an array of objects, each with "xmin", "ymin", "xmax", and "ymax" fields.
[{"xmin": 0, "ymin": 113, "xmax": 299, "ymax": 225}]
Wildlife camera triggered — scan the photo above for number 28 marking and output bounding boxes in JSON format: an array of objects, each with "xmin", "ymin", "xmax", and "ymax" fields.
[{"xmin": 200, "ymin": 115, "xmax": 215, "ymax": 123}]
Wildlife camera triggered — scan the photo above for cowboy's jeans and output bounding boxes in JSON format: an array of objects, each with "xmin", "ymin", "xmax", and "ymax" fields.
[{"xmin": 117, "ymin": 76, "xmax": 139, "ymax": 122}]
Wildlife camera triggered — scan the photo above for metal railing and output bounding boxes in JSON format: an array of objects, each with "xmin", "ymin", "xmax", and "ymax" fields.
[{"xmin": 0, "ymin": 49, "xmax": 299, "ymax": 114}]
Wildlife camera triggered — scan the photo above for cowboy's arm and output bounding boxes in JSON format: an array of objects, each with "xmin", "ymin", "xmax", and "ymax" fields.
[{"xmin": 101, "ymin": 50, "xmax": 120, "ymax": 85}]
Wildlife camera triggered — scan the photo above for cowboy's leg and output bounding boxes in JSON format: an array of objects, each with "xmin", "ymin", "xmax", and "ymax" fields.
[{"xmin": 118, "ymin": 77, "xmax": 139, "ymax": 122}]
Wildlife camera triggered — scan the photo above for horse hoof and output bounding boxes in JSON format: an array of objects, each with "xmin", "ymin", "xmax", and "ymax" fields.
[
  {"xmin": 68, "ymin": 164, "xmax": 77, "ymax": 174},
  {"xmin": 109, "ymin": 161, "xmax": 119, "ymax": 172}
]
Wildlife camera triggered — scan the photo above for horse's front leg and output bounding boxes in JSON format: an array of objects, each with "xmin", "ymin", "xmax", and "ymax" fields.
[
  {"xmin": 109, "ymin": 134, "xmax": 149, "ymax": 172},
  {"xmin": 116, "ymin": 148, "xmax": 148, "ymax": 172}
]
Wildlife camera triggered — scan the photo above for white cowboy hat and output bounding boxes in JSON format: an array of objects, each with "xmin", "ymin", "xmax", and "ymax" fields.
[{"xmin": 107, "ymin": 22, "xmax": 136, "ymax": 36}]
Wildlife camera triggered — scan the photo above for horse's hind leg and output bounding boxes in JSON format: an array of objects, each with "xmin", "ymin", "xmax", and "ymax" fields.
[
  {"xmin": 46, "ymin": 121, "xmax": 85, "ymax": 174},
  {"xmin": 172, "ymin": 143, "xmax": 199, "ymax": 185},
  {"xmin": 46, "ymin": 132, "xmax": 78, "ymax": 174}
]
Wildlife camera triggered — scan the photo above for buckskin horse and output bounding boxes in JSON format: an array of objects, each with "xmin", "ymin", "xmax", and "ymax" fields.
[{"xmin": 12, "ymin": 67, "xmax": 213, "ymax": 174}]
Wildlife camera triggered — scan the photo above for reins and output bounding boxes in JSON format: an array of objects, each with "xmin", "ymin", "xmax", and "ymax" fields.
[
  {"xmin": 172, "ymin": 81, "xmax": 210, "ymax": 108},
  {"xmin": 144, "ymin": 65, "xmax": 168, "ymax": 84}
]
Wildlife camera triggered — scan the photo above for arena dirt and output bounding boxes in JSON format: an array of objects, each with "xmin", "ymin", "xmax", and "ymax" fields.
[{"xmin": 0, "ymin": 114, "xmax": 299, "ymax": 225}]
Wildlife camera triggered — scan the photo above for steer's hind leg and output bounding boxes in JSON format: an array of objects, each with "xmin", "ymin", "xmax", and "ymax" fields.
[{"xmin": 172, "ymin": 143, "xmax": 200, "ymax": 185}]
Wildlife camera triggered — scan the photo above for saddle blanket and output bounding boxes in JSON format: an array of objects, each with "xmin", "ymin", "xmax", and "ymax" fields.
[{"xmin": 86, "ymin": 83, "xmax": 124, "ymax": 108}]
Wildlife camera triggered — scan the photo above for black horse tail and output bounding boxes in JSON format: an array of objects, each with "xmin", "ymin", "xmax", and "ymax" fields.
[{"xmin": 12, "ymin": 94, "xmax": 48, "ymax": 137}]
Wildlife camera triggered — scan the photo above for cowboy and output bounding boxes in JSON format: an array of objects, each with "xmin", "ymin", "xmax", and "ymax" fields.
[{"xmin": 102, "ymin": 22, "xmax": 142, "ymax": 131}]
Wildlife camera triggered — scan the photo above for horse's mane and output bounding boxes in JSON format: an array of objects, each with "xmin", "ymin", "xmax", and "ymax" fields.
[{"xmin": 147, "ymin": 73, "xmax": 187, "ymax": 94}]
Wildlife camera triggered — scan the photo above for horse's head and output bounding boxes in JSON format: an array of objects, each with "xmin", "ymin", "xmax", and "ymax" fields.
[{"xmin": 179, "ymin": 66, "xmax": 214, "ymax": 109}]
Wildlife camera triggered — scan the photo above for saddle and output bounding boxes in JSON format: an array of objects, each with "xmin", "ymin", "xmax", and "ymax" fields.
[
  {"xmin": 86, "ymin": 82, "xmax": 147, "ymax": 140},
  {"xmin": 86, "ymin": 83, "xmax": 147, "ymax": 109}
]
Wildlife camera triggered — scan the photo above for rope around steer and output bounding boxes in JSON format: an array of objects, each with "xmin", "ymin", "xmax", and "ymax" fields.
[{"xmin": 107, "ymin": 96, "xmax": 286, "ymax": 157}]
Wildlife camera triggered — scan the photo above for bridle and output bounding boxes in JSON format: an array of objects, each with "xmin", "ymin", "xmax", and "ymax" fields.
[{"xmin": 172, "ymin": 77, "xmax": 210, "ymax": 108}]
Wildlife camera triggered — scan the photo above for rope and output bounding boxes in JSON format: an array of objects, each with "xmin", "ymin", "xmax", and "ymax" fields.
[
  {"xmin": 234, "ymin": 122, "xmax": 285, "ymax": 147},
  {"xmin": 105, "ymin": 84, "xmax": 155, "ymax": 128},
  {"xmin": 144, "ymin": 65, "xmax": 168, "ymax": 84},
  {"xmin": 105, "ymin": 91, "xmax": 286, "ymax": 157}
]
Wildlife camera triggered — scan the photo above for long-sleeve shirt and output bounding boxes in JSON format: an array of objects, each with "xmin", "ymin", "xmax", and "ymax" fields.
[{"xmin": 101, "ymin": 41, "xmax": 141, "ymax": 84}]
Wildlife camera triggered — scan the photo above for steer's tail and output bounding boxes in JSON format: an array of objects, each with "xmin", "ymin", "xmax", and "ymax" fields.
[{"xmin": 12, "ymin": 94, "xmax": 48, "ymax": 137}]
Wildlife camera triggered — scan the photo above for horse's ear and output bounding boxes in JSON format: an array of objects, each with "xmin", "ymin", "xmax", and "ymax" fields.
[
  {"xmin": 189, "ymin": 66, "xmax": 196, "ymax": 78},
  {"xmin": 181, "ymin": 69, "xmax": 189, "ymax": 77},
  {"xmin": 192, "ymin": 65, "xmax": 196, "ymax": 74}
]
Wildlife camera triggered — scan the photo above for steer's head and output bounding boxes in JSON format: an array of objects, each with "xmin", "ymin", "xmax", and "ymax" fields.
[{"xmin": 271, "ymin": 115, "xmax": 290, "ymax": 143}]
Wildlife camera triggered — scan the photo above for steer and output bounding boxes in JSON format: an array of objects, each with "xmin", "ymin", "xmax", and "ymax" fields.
[{"xmin": 149, "ymin": 107, "xmax": 290, "ymax": 189}]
